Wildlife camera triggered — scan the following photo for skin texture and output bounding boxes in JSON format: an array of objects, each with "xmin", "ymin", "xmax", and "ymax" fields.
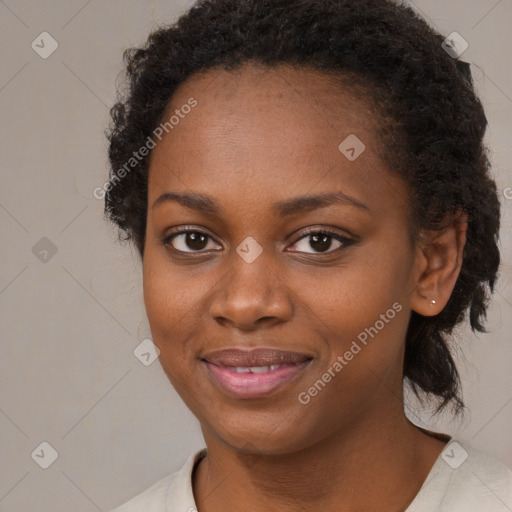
[{"xmin": 143, "ymin": 63, "xmax": 467, "ymax": 511}]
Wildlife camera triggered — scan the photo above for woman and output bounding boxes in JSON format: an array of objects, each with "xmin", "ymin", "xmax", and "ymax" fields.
[{"xmin": 105, "ymin": 0, "xmax": 512, "ymax": 510}]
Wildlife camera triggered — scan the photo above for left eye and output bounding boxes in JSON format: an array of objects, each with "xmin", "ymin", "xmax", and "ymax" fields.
[{"xmin": 287, "ymin": 231, "xmax": 351, "ymax": 254}]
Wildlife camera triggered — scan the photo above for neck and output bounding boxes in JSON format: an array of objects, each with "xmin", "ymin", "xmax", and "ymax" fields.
[{"xmin": 193, "ymin": 407, "xmax": 448, "ymax": 512}]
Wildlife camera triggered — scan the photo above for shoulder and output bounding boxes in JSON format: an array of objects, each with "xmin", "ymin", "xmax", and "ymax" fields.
[
  {"xmin": 446, "ymin": 441, "xmax": 512, "ymax": 506},
  {"xmin": 458, "ymin": 441, "xmax": 512, "ymax": 484},
  {"xmin": 409, "ymin": 439, "xmax": 512, "ymax": 512},
  {"xmin": 108, "ymin": 449, "xmax": 205, "ymax": 512},
  {"xmin": 108, "ymin": 472, "xmax": 177, "ymax": 512}
]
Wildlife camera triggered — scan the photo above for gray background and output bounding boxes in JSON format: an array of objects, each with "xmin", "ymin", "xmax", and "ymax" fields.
[{"xmin": 0, "ymin": 0, "xmax": 511, "ymax": 510}]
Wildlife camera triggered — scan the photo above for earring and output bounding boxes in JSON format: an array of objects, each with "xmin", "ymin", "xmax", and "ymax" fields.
[{"xmin": 430, "ymin": 299, "xmax": 437, "ymax": 305}]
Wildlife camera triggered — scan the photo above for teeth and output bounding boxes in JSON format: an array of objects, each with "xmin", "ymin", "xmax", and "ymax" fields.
[
  {"xmin": 250, "ymin": 366, "xmax": 269, "ymax": 373},
  {"xmin": 227, "ymin": 365, "xmax": 281, "ymax": 373},
  {"xmin": 231, "ymin": 367, "xmax": 251, "ymax": 373}
]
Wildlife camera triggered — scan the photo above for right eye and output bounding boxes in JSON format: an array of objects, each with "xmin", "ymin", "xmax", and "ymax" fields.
[{"xmin": 162, "ymin": 229, "xmax": 222, "ymax": 254}]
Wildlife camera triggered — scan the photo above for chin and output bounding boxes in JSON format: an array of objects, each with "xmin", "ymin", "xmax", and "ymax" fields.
[{"xmin": 203, "ymin": 411, "xmax": 320, "ymax": 456}]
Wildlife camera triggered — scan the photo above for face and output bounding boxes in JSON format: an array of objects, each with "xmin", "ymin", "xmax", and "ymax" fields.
[{"xmin": 143, "ymin": 63, "xmax": 420, "ymax": 455}]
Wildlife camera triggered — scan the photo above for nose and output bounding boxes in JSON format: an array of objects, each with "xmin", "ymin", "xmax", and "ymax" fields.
[{"xmin": 208, "ymin": 247, "xmax": 293, "ymax": 330}]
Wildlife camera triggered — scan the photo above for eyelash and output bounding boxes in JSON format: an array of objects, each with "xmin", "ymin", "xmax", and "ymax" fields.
[{"xmin": 160, "ymin": 226, "xmax": 355, "ymax": 256}]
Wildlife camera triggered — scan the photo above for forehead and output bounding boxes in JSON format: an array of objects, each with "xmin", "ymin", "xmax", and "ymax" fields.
[
  {"xmin": 161, "ymin": 62, "xmax": 379, "ymax": 147},
  {"xmin": 147, "ymin": 62, "xmax": 406, "ymax": 213}
]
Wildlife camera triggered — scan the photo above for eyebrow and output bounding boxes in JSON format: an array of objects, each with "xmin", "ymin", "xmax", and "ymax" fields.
[{"xmin": 152, "ymin": 190, "xmax": 370, "ymax": 217}]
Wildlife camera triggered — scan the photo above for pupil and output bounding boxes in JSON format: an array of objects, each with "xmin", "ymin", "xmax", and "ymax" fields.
[
  {"xmin": 310, "ymin": 233, "xmax": 331, "ymax": 252},
  {"xmin": 187, "ymin": 232, "xmax": 207, "ymax": 250}
]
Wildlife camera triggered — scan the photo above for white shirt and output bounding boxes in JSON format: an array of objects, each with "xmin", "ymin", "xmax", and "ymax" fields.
[{"xmin": 109, "ymin": 439, "xmax": 512, "ymax": 511}]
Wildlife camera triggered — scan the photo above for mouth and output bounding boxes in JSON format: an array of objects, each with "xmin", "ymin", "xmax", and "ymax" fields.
[{"xmin": 201, "ymin": 347, "xmax": 313, "ymax": 399}]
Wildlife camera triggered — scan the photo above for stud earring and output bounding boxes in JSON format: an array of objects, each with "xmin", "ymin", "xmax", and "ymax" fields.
[{"xmin": 430, "ymin": 299, "xmax": 437, "ymax": 305}]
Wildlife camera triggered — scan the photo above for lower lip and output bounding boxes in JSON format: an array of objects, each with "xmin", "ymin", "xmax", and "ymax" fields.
[{"xmin": 204, "ymin": 361, "xmax": 311, "ymax": 399}]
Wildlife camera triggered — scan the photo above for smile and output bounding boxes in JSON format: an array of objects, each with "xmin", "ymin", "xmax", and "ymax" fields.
[{"xmin": 203, "ymin": 360, "xmax": 311, "ymax": 399}]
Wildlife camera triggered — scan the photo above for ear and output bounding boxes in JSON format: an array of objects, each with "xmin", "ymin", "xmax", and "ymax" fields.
[{"xmin": 410, "ymin": 211, "xmax": 468, "ymax": 316}]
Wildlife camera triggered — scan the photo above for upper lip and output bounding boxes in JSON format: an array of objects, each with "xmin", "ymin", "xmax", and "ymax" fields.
[{"xmin": 202, "ymin": 348, "xmax": 312, "ymax": 367}]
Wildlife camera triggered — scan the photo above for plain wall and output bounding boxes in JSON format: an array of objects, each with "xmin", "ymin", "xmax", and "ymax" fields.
[{"xmin": 1, "ymin": 0, "xmax": 511, "ymax": 510}]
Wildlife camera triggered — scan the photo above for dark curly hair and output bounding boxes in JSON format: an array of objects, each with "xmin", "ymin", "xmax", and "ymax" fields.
[{"xmin": 104, "ymin": 0, "xmax": 501, "ymax": 414}]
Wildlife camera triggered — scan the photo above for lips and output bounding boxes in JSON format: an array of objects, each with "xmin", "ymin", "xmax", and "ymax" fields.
[
  {"xmin": 201, "ymin": 347, "xmax": 313, "ymax": 399},
  {"xmin": 202, "ymin": 347, "xmax": 311, "ymax": 367}
]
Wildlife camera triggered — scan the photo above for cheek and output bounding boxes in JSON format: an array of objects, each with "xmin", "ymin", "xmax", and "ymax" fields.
[
  {"xmin": 300, "ymin": 252, "xmax": 406, "ymax": 330},
  {"xmin": 298, "ymin": 248, "xmax": 410, "ymax": 378},
  {"xmin": 142, "ymin": 254, "xmax": 189, "ymax": 354},
  {"xmin": 143, "ymin": 249, "xmax": 195, "ymax": 326},
  {"xmin": 142, "ymin": 252, "xmax": 215, "ymax": 365},
  {"xmin": 143, "ymin": 267, "xmax": 174, "ymax": 333},
  {"xmin": 296, "ymin": 280, "xmax": 408, "ymax": 422},
  {"xmin": 142, "ymin": 269, "xmax": 196, "ymax": 400}
]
